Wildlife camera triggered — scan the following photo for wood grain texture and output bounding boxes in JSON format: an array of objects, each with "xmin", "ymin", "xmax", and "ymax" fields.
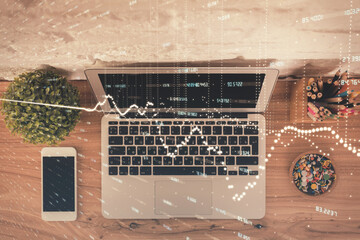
[{"xmin": 1, "ymin": 80, "xmax": 360, "ymax": 240}]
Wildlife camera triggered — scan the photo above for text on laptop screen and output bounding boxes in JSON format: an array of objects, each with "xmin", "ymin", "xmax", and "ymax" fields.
[{"xmin": 99, "ymin": 73, "xmax": 265, "ymax": 109}]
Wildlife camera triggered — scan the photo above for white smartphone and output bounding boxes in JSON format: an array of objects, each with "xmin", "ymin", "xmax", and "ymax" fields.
[{"xmin": 41, "ymin": 147, "xmax": 77, "ymax": 221}]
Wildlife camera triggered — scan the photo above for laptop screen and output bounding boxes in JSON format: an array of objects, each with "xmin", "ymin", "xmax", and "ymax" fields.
[{"xmin": 99, "ymin": 73, "xmax": 265, "ymax": 109}]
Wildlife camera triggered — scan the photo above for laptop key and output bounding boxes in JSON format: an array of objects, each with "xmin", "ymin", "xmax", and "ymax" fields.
[
  {"xmin": 171, "ymin": 126, "xmax": 180, "ymax": 135},
  {"xmin": 218, "ymin": 136, "xmax": 227, "ymax": 145},
  {"xmin": 109, "ymin": 157, "xmax": 120, "ymax": 165},
  {"xmin": 216, "ymin": 121, "xmax": 226, "ymax": 125},
  {"xmin": 109, "ymin": 136, "xmax": 123, "ymax": 145},
  {"xmin": 210, "ymin": 148, "xmax": 220, "ymax": 155},
  {"xmin": 161, "ymin": 126, "xmax": 170, "ymax": 135},
  {"xmin": 155, "ymin": 136, "xmax": 164, "ymax": 145},
  {"xmin": 205, "ymin": 167, "xmax": 216, "ymax": 175},
  {"xmin": 184, "ymin": 156, "xmax": 193, "ymax": 165},
  {"xmin": 176, "ymin": 136, "xmax": 185, "ymax": 145},
  {"xmin": 163, "ymin": 121, "xmax": 172, "ymax": 125},
  {"xmin": 163, "ymin": 156, "xmax": 172, "ymax": 165},
  {"xmin": 109, "ymin": 147, "xmax": 125, "ymax": 155},
  {"xmin": 238, "ymin": 121, "xmax": 247, "ymax": 125},
  {"xmin": 145, "ymin": 136, "xmax": 154, "ymax": 145},
  {"xmin": 229, "ymin": 136, "xmax": 237, "ymax": 145},
  {"xmin": 197, "ymin": 136, "xmax": 206, "ymax": 145},
  {"xmin": 226, "ymin": 156, "xmax": 235, "ymax": 165},
  {"xmin": 213, "ymin": 126, "xmax": 222, "ymax": 135},
  {"xmin": 153, "ymin": 156, "xmax": 162, "ymax": 165},
  {"xmin": 249, "ymin": 170, "xmax": 258, "ymax": 175},
  {"xmin": 234, "ymin": 126, "xmax": 243, "ymax": 135},
  {"xmin": 140, "ymin": 126, "xmax": 149, "ymax": 135},
  {"xmin": 227, "ymin": 121, "xmax": 237, "ymax": 125},
  {"xmin": 148, "ymin": 146, "xmax": 157, "ymax": 155},
  {"xmin": 249, "ymin": 121, "xmax": 258, "ymax": 125},
  {"xmin": 109, "ymin": 121, "xmax": 118, "ymax": 125},
  {"xmin": 200, "ymin": 146, "xmax": 209, "ymax": 155},
  {"xmin": 141, "ymin": 121, "xmax": 150, "ymax": 125},
  {"xmin": 119, "ymin": 121, "xmax": 128, "ymax": 125},
  {"xmin": 119, "ymin": 167, "xmax": 128, "ymax": 175},
  {"xmin": 127, "ymin": 147, "xmax": 136, "ymax": 155},
  {"xmin": 122, "ymin": 157, "xmax": 131, "ymax": 165},
  {"xmin": 174, "ymin": 157, "xmax": 183, "ymax": 165},
  {"xmin": 205, "ymin": 121, "xmax": 215, "ymax": 125},
  {"xmin": 137, "ymin": 146, "xmax": 146, "ymax": 155},
  {"xmin": 166, "ymin": 136, "xmax": 175, "ymax": 145},
  {"xmin": 109, "ymin": 167, "xmax": 118, "ymax": 175},
  {"xmin": 236, "ymin": 157, "xmax": 258, "ymax": 165},
  {"xmin": 231, "ymin": 146, "xmax": 241, "ymax": 155},
  {"xmin": 135, "ymin": 136, "xmax": 144, "ymax": 145},
  {"xmin": 168, "ymin": 146, "xmax": 177, "ymax": 155},
  {"xmin": 130, "ymin": 167, "xmax": 139, "ymax": 175},
  {"xmin": 153, "ymin": 167, "xmax": 203, "ymax": 175},
  {"xmin": 239, "ymin": 167, "xmax": 248, "ymax": 175},
  {"xmin": 118, "ymin": 126, "xmax": 128, "ymax": 135},
  {"xmin": 220, "ymin": 146, "xmax": 229, "ymax": 155},
  {"xmin": 124, "ymin": 136, "xmax": 133, "ymax": 145},
  {"xmin": 150, "ymin": 126, "xmax": 160, "ymax": 135},
  {"xmin": 132, "ymin": 157, "xmax": 141, "ymax": 165},
  {"xmin": 188, "ymin": 136, "xmax": 196, "ymax": 145},
  {"xmin": 218, "ymin": 166, "xmax": 227, "ymax": 175},
  {"xmin": 239, "ymin": 136, "xmax": 248, "ymax": 145},
  {"xmin": 250, "ymin": 136, "xmax": 259, "ymax": 155},
  {"xmin": 142, "ymin": 156, "xmax": 151, "ymax": 165},
  {"xmin": 223, "ymin": 126, "xmax": 232, "ymax": 135},
  {"xmin": 244, "ymin": 126, "xmax": 259, "ymax": 135},
  {"xmin": 158, "ymin": 146, "xmax": 167, "ymax": 155},
  {"xmin": 215, "ymin": 156, "xmax": 225, "ymax": 165},
  {"xmin": 179, "ymin": 146, "xmax": 188, "ymax": 155},
  {"xmin": 181, "ymin": 126, "xmax": 191, "ymax": 135},
  {"xmin": 241, "ymin": 146, "xmax": 251, "ymax": 156},
  {"xmin": 108, "ymin": 126, "xmax": 118, "ymax": 135},
  {"xmin": 195, "ymin": 156, "xmax": 204, "ymax": 165},
  {"xmin": 192, "ymin": 127, "xmax": 201, "ymax": 135},
  {"xmin": 130, "ymin": 121, "xmax": 140, "ymax": 125},
  {"xmin": 202, "ymin": 126, "xmax": 211, "ymax": 135},
  {"xmin": 195, "ymin": 121, "xmax": 204, "ymax": 125},
  {"xmin": 189, "ymin": 146, "xmax": 199, "ymax": 155},
  {"xmin": 130, "ymin": 126, "xmax": 139, "ymax": 135},
  {"xmin": 205, "ymin": 156, "xmax": 214, "ymax": 165},
  {"xmin": 140, "ymin": 167, "xmax": 151, "ymax": 175},
  {"xmin": 208, "ymin": 136, "xmax": 217, "ymax": 145}
]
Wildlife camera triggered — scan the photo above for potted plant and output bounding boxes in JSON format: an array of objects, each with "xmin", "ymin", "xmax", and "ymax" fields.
[{"xmin": 0, "ymin": 70, "xmax": 81, "ymax": 145}]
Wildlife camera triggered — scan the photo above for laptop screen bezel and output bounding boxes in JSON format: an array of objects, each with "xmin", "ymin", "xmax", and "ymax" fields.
[{"xmin": 84, "ymin": 67, "xmax": 279, "ymax": 113}]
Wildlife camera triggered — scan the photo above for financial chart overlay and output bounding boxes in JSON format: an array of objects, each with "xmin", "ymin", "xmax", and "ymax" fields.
[{"xmin": 1, "ymin": 0, "xmax": 360, "ymax": 239}]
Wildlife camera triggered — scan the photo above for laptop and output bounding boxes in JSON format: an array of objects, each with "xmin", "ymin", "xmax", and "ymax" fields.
[{"xmin": 85, "ymin": 67, "xmax": 278, "ymax": 219}]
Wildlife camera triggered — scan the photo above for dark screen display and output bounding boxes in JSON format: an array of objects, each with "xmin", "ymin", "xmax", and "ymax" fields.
[
  {"xmin": 43, "ymin": 157, "xmax": 75, "ymax": 212},
  {"xmin": 99, "ymin": 73, "xmax": 265, "ymax": 109}
]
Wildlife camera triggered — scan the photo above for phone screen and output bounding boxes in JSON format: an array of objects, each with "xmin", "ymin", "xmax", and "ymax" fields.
[{"xmin": 43, "ymin": 157, "xmax": 75, "ymax": 212}]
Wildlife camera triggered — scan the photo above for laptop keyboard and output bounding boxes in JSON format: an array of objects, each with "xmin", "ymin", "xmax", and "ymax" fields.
[{"xmin": 107, "ymin": 120, "xmax": 259, "ymax": 176}]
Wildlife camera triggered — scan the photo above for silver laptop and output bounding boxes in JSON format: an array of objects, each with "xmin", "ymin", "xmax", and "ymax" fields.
[{"xmin": 85, "ymin": 67, "xmax": 278, "ymax": 219}]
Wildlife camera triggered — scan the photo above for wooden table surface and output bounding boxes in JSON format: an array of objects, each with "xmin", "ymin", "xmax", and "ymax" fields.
[{"xmin": 1, "ymin": 79, "xmax": 360, "ymax": 240}]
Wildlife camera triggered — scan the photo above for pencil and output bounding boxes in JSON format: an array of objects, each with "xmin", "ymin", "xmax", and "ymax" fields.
[{"xmin": 317, "ymin": 79, "xmax": 323, "ymax": 92}]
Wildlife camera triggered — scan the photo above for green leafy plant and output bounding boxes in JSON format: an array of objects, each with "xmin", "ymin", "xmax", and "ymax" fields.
[{"xmin": 0, "ymin": 70, "xmax": 81, "ymax": 145}]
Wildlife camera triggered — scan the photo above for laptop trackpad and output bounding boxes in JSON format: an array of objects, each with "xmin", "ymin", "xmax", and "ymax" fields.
[{"xmin": 155, "ymin": 180, "xmax": 212, "ymax": 215}]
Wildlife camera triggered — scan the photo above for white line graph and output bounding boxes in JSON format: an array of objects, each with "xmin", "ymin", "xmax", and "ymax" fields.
[{"xmin": 0, "ymin": 95, "xmax": 154, "ymax": 116}]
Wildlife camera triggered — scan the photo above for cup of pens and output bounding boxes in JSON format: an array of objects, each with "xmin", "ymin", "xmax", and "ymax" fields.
[
  {"xmin": 290, "ymin": 152, "xmax": 336, "ymax": 196},
  {"xmin": 306, "ymin": 70, "xmax": 360, "ymax": 121}
]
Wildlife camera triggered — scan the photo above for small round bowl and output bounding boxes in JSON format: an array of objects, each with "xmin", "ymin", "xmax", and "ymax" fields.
[{"xmin": 289, "ymin": 152, "xmax": 336, "ymax": 197}]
